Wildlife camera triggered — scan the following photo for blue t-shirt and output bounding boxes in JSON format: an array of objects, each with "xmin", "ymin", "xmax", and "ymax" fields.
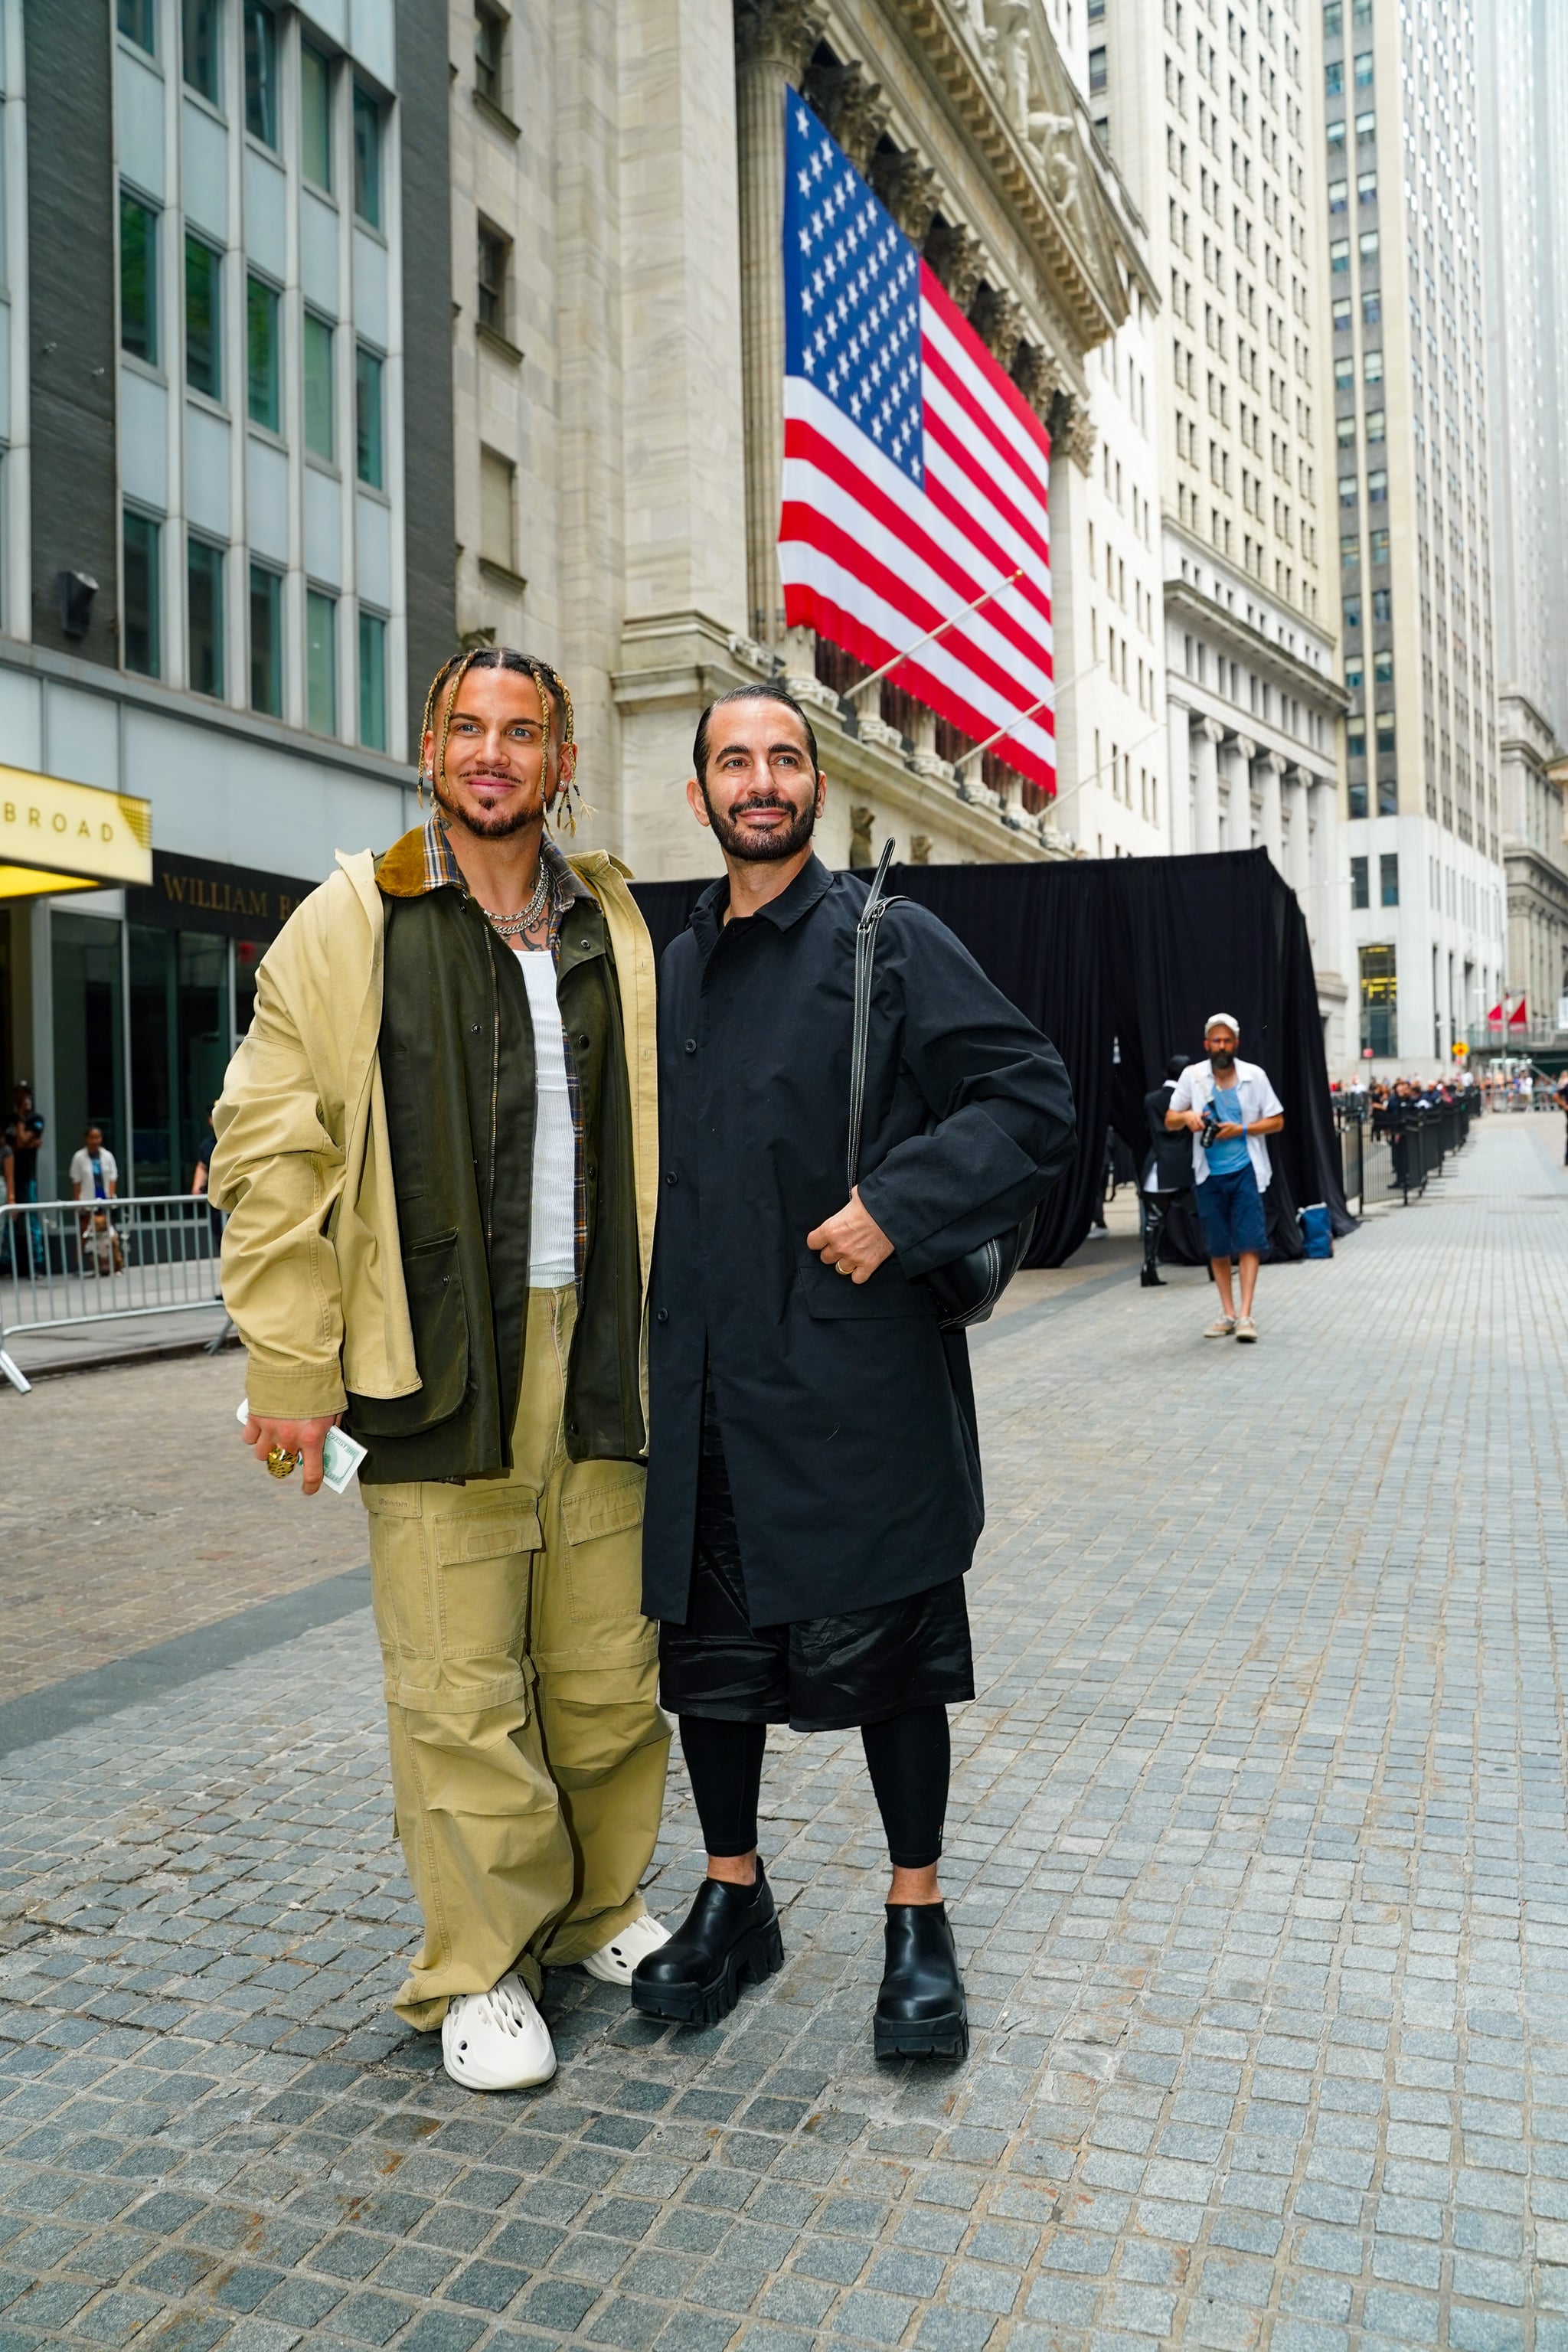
[{"xmin": 1206, "ymin": 1085, "xmax": 1250, "ymax": 1174}]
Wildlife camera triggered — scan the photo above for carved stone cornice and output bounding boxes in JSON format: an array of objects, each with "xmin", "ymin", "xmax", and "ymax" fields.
[
  {"xmin": 1047, "ymin": 388, "xmax": 1095, "ymax": 472},
  {"xmin": 901, "ymin": 0, "xmax": 1130, "ymax": 352},
  {"xmin": 801, "ymin": 57, "xmax": 887, "ymax": 172},
  {"xmin": 926, "ymin": 217, "xmax": 985, "ymax": 311},
  {"xmin": 1012, "ymin": 340, "xmax": 1063, "ymax": 420},
  {"xmin": 869, "ymin": 145, "xmax": 939, "ymax": 247},
  {"xmin": 734, "ymin": 0, "xmax": 825, "ymax": 76},
  {"xmin": 972, "ymin": 285, "xmax": 1024, "ymax": 366}
]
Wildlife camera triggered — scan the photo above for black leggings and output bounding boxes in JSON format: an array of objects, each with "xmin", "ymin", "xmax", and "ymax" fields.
[{"xmin": 679, "ymin": 1704, "xmax": 950, "ymax": 1870}]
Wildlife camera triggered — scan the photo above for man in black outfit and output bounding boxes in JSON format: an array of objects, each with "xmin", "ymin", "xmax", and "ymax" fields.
[
  {"xmin": 632, "ymin": 684, "xmax": 1074, "ymax": 2060},
  {"xmin": 1139, "ymin": 1055, "xmax": 1194, "ymax": 1285}
]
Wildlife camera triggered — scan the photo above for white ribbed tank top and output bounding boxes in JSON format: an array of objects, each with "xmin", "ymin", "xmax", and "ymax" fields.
[{"xmin": 513, "ymin": 948, "xmax": 577, "ymax": 1287}]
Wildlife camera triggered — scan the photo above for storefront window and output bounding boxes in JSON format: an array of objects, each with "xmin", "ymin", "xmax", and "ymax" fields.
[
  {"xmin": 52, "ymin": 917, "xmax": 127, "ymax": 1171},
  {"xmin": 128, "ymin": 926, "xmax": 227, "ymax": 1192}
]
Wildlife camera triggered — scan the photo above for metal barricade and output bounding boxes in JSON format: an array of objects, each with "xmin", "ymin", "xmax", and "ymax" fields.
[{"xmin": 0, "ymin": 1194, "xmax": 226, "ymax": 1393}]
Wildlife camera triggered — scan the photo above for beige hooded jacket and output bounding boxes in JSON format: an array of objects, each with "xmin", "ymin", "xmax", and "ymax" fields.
[{"xmin": 209, "ymin": 843, "xmax": 658, "ymax": 1423}]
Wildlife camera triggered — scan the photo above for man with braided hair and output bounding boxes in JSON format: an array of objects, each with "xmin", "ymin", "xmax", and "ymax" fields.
[{"xmin": 211, "ymin": 646, "xmax": 670, "ymax": 2089}]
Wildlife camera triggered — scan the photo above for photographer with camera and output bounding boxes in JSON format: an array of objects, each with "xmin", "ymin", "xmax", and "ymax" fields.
[{"xmin": 1166, "ymin": 1015, "xmax": 1284, "ymax": 1343}]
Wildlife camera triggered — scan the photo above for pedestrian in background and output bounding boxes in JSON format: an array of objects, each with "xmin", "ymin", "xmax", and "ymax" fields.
[
  {"xmin": 1139, "ymin": 1054, "xmax": 1194, "ymax": 1288},
  {"xmin": 1167, "ymin": 1015, "xmax": 1284, "ymax": 1343},
  {"xmin": 4, "ymin": 1083, "xmax": 44, "ymax": 1274}
]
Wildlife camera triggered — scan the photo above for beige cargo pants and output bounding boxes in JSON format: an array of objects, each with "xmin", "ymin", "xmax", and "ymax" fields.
[{"xmin": 363, "ymin": 1285, "xmax": 669, "ymax": 2030}]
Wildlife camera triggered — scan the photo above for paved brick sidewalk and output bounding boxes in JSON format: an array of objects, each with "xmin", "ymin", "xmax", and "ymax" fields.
[{"xmin": 0, "ymin": 1116, "xmax": 1565, "ymax": 2352}]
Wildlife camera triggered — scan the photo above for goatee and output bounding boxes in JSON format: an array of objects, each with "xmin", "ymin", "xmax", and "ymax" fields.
[
  {"xmin": 701, "ymin": 784, "xmax": 817, "ymax": 864},
  {"xmin": 434, "ymin": 778, "xmax": 541, "ymax": 841}
]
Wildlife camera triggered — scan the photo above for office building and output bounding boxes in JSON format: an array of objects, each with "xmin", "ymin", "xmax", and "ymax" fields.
[
  {"xmin": 1089, "ymin": 0, "xmax": 1351, "ymax": 1059},
  {"xmin": 1327, "ymin": 0, "xmax": 1504, "ymax": 1067}
]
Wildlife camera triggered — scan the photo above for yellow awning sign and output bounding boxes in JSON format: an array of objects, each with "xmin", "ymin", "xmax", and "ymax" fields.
[{"xmin": 0, "ymin": 766, "xmax": 154, "ymax": 892}]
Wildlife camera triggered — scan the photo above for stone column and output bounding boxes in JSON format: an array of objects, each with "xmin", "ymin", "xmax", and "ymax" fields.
[
  {"xmin": 1192, "ymin": 717, "xmax": 1223, "ymax": 853},
  {"xmin": 1220, "ymin": 731, "xmax": 1256, "ymax": 851},
  {"xmin": 1167, "ymin": 697, "xmax": 1194, "ymax": 855},
  {"xmin": 1286, "ymin": 765, "xmax": 1313, "ymax": 897},
  {"xmin": 1257, "ymin": 750, "xmax": 1285, "ymax": 873},
  {"xmin": 735, "ymin": 0, "xmax": 825, "ymax": 648}
]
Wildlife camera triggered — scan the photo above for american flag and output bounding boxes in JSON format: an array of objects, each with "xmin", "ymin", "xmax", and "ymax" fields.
[{"xmin": 779, "ymin": 91, "xmax": 1055, "ymax": 796}]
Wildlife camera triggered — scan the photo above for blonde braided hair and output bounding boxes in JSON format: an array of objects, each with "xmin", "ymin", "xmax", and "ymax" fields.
[{"xmin": 417, "ymin": 647, "xmax": 583, "ymax": 832}]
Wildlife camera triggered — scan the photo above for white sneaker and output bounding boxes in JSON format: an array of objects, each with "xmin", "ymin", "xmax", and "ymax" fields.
[
  {"xmin": 441, "ymin": 1971, "xmax": 557, "ymax": 2091},
  {"xmin": 580, "ymin": 1910, "xmax": 672, "ymax": 1984}
]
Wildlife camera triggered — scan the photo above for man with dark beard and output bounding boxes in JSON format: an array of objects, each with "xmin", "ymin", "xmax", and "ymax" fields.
[
  {"xmin": 212, "ymin": 648, "xmax": 671, "ymax": 2089},
  {"xmin": 630, "ymin": 685, "xmax": 1075, "ymax": 2059}
]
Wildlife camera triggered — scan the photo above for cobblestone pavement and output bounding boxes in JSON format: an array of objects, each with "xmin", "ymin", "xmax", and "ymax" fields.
[
  {"xmin": 0, "ymin": 1354, "xmax": 370, "ymax": 1703},
  {"xmin": 1, "ymin": 1116, "xmax": 1566, "ymax": 2352}
]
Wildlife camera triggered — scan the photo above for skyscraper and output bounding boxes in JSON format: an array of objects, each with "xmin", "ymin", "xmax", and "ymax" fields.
[
  {"xmin": 1091, "ymin": 0, "xmax": 1351, "ymax": 1057},
  {"xmin": 1327, "ymin": 0, "xmax": 1505, "ymax": 1067}
]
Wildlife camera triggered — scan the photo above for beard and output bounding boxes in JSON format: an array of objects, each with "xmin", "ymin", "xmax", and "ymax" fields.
[
  {"xmin": 1209, "ymin": 1050, "xmax": 1236, "ymax": 1074},
  {"xmin": 701, "ymin": 782, "xmax": 817, "ymax": 863},
  {"xmin": 434, "ymin": 773, "xmax": 543, "ymax": 841}
]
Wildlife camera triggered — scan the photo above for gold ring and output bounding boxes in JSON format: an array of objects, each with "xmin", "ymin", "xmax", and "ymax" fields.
[
  {"xmin": 836, "ymin": 1259, "xmax": 853, "ymax": 1276},
  {"xmin": 266, "ymin": 1445, "xmax": 299, "ymax": 1479}
]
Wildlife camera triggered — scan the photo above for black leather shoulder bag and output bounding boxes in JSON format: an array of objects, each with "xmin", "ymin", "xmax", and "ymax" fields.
[{"xmin": 847, "ymin": 840, "xmax": 1037, "ymax": 1330}]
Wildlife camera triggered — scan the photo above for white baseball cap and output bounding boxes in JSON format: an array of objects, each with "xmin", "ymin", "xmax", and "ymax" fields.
[{"xmin": 1204, "ymin": 1013, "xmax": 1240, "ymax": 1037}]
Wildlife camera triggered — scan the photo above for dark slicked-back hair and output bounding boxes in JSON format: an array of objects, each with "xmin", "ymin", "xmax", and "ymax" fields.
[{"xmin": 692, "ymin": 684, "xmax": 821, "ymax": 786}]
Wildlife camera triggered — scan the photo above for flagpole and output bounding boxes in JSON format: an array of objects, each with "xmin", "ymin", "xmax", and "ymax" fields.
[
  {"xmin": 849, "ymin": 567, "xmax": 1025, "ymax": 699},
  {"xmin": 955, "ymin": 684, "xmax": 1055, "ymax": 769}
]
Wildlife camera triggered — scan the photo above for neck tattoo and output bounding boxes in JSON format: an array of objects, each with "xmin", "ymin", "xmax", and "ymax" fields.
[{"xmin": 476, "ymin": 861, "xmax": 551, "ymax": 939}]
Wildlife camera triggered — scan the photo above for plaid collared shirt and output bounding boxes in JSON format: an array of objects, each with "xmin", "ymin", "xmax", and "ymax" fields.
[{"xmin": 416, "ymin": 812, "xmax": 590, "ymax": 1282}]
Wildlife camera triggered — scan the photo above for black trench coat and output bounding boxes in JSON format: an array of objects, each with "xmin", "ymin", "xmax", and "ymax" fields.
[{"xmin": 642, "ymin": 854, "xmax": 1076, "ymax": 1628}]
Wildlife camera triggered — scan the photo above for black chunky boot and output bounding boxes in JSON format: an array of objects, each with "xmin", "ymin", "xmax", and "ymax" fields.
[
  {"xmin": 630, "ymin": 1864, "xmax": 783, "ymax": 2026},
  {"xmin": 874, "ymin": 1903, "xmax": 969, "ymax": 2060},
  {"xmin": 1140, "ymin": 1266, "xmax": 1165, "ymax": 1287}
]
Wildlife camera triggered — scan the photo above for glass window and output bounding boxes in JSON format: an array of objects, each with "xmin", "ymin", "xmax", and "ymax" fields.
[
  {"xmin": 1350, "ymin": 854, "xmax": 1369, "ymax": 910},
  {"xmin": 1089, "ymin": 45, "xmax": 1108, "ymax": 93},
  {"xmin": 52, "ymin": 915, "xmax": 127, "ymax": 1174},
  {"xmin": 1344, "ymin": 596, "xmax": 1362, "ymax": 630},
  {"xmin": 1328, "ymin": 180, "xmax": 1348, "ymax": 213},
  {"xmin": 1336, "ymin": 413, "xmax": 1355, "ymax": 444},
  {"xmin": 1334, "ymin": 358, "xmax": 1354, "ymax": 390},
  {"xmin": 1380, "ymin": 853, "xmax": 1399, "ymax": 907},
  {"xmin": 306, "ymin": 589, "xmax": 337, "ymax": 733},
  {"xmin": 1347, "ymin": 720, "xmax": 1367, "ymax": 761},
  {"xmin": 301, "ymin": 44, "xmax": 332, "ymax": 190},
  {"xmin": 1367, "ymin": 469, "xmax": 1387, "ymax": 503},
  {"xmin": 1365, "ymin": 408, "xmax": 1385, "ymax": 443},
  {"xmin": 475, "ymin": 2, "xmax": 507, "ymax": 103},
  {"xmin": 481, "ymin": 446, "xmax": 515, "ymax": 568},
  {"xmin": 120, "ymin": 193, "xmax": 158, "ymax": 366},
  {"xmin": 1373, "ymin": 648, "xmax": 1393, "ymax": 685},
  {"xmin": 1362, "ymin": 289, "xmax": 1381, "ymax": 325},
  {"xmin": 1339, "ymin": 473, "xmax": 1358, "ymax": 508},
  {"xmin": 1332, "ymin": 296, "xmax": 1351, "ymax": 330},
  {"xmin": 1349, "ymin": 779, "xmax": 1368, "ymax": 819},
  {"xmin": 1364, "ymin": 348, "xmax": 1383, "ymax": 383},
  {"xmin": 123, "ymin": 510, "xmax": 161, "ymax": 678},
  {"xmin": 188, "ymin": 537, "xmax": 224, "ymax": 697},
  {"xmin": 182, "ymin": 0, "xmax": 220, "ymax": 103},
  {"xmin": 1371, "ymin": 586, "xmax": 1391, "ymax": 622},
  {"xmin": 1330, "ymin": 239, "xmax": 1350, "ymax": 273},
  {"xmin": 358, "ymin": 609, "xmax": 387, "ymax": 750},
  {"xmin": 353, "ymin": 87, "xmax": 381, "ymax": 227},
  {"xmin": 1326, "ymin": 60, "xmax": 1344, "ymax": 96},
  {"xmin": 1324, "ymin": 1, "xmax": 1343, "ymax": 30},
  {"xmin": 1358, "ymin": 231, "xmax": 1379, "ymax": 266},
  {"xmin": 354, "ymin": 344, "xmax": 384, "ymax": 488},
  {"xmin": 1356, "ymin": 109, "xmax": 1376, "ymax": 138},
  {"xmin": 1357, "ymin": 172, "xmax": 1377, "ymax": 205},
  {"xmin": 118, "ymin": 0, "xmax": 155, "ymax": 54},
  {"xmin": 304, "ymin": 313, "xmax": 334, "ymax": 462},
  {"xmin": 1327, "ymin": 119, "xmax": 1345, "ymax": 150},
  {"xmin": 1360, "ymin": 942, "xmax": 1396, "ymax": 1056},
  {"xmin": 185, "ymin": 234, "xmax": 221, "ymax": 399},
  {"xmin": 244, "ymin": 2, "xmax": 278, "ymax": 146},
  {"xmin": 247, "ymin": 274, "xmax": 280, "ymax": 430},
  {"xmin": 477, "ymin": 222, "xmax": 510, "ymax": 335},
  {"xmin": 250, "ymin": 563, "xmax": 283, "ymax": 714},
  {"xmin": 1376, "ymin": 716, "xmax": 1395, "ymax": 756},
  {"xmin": 1344, "ymin": 658, "xmax": 1364, "ymax": 693},
  {"xmin": 1354, "ymin": 50, "xmax": 1373, "ymax": 86},
  {"xmin": 1341, "ymin": 532, "xmax": 1360, "ymax": 566},
  {"xmin": 1352, "ymin": 0, "xmax": 1372, "ymax": 21}
]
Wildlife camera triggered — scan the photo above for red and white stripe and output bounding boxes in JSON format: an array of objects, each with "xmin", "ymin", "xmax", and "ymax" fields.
[{"xmin": 779, "ymin": 263, "xmax": 1054, "ymax": 793}]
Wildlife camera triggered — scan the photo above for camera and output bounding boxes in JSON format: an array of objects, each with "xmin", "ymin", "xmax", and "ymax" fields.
[{"xmin": 1197, "ymin": 1103, "xmax": 1223, "ymax": 1149}]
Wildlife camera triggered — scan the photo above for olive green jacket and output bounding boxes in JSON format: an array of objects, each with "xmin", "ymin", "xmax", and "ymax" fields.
[{"xmin": 210, "ymin": 841, "xmax": 658, "ymax": 1429}]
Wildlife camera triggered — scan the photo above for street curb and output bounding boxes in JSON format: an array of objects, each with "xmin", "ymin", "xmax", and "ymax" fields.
[{"xmin": 2, "ymin": 1331, "xmax": 241, "ymax": 1386}]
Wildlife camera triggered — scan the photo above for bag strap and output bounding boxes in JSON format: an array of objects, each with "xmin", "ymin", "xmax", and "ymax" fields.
[{"xmin": 848, "ymin": 838, "xmax": 898, "ymax": 1191}]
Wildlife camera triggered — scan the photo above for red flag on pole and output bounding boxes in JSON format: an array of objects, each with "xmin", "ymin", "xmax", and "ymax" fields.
[
  {"xmin": 1508, "ymin": 997, "xmax": 1528, "ymax": 1027},
  {"xmin": 1487, "ymin": 1002, "xmax": 1504, "ymax": 1024}
]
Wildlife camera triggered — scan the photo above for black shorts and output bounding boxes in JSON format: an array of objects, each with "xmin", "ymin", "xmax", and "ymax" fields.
[{"xmin": 658, "ymin": 1379, "xmax": 975, "ymax": 1735}]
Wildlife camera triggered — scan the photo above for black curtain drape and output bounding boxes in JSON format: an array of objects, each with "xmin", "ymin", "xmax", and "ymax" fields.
[{"xmin": 630, "ymin": 848, "xmax": 1351, "ymax": 1269}]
